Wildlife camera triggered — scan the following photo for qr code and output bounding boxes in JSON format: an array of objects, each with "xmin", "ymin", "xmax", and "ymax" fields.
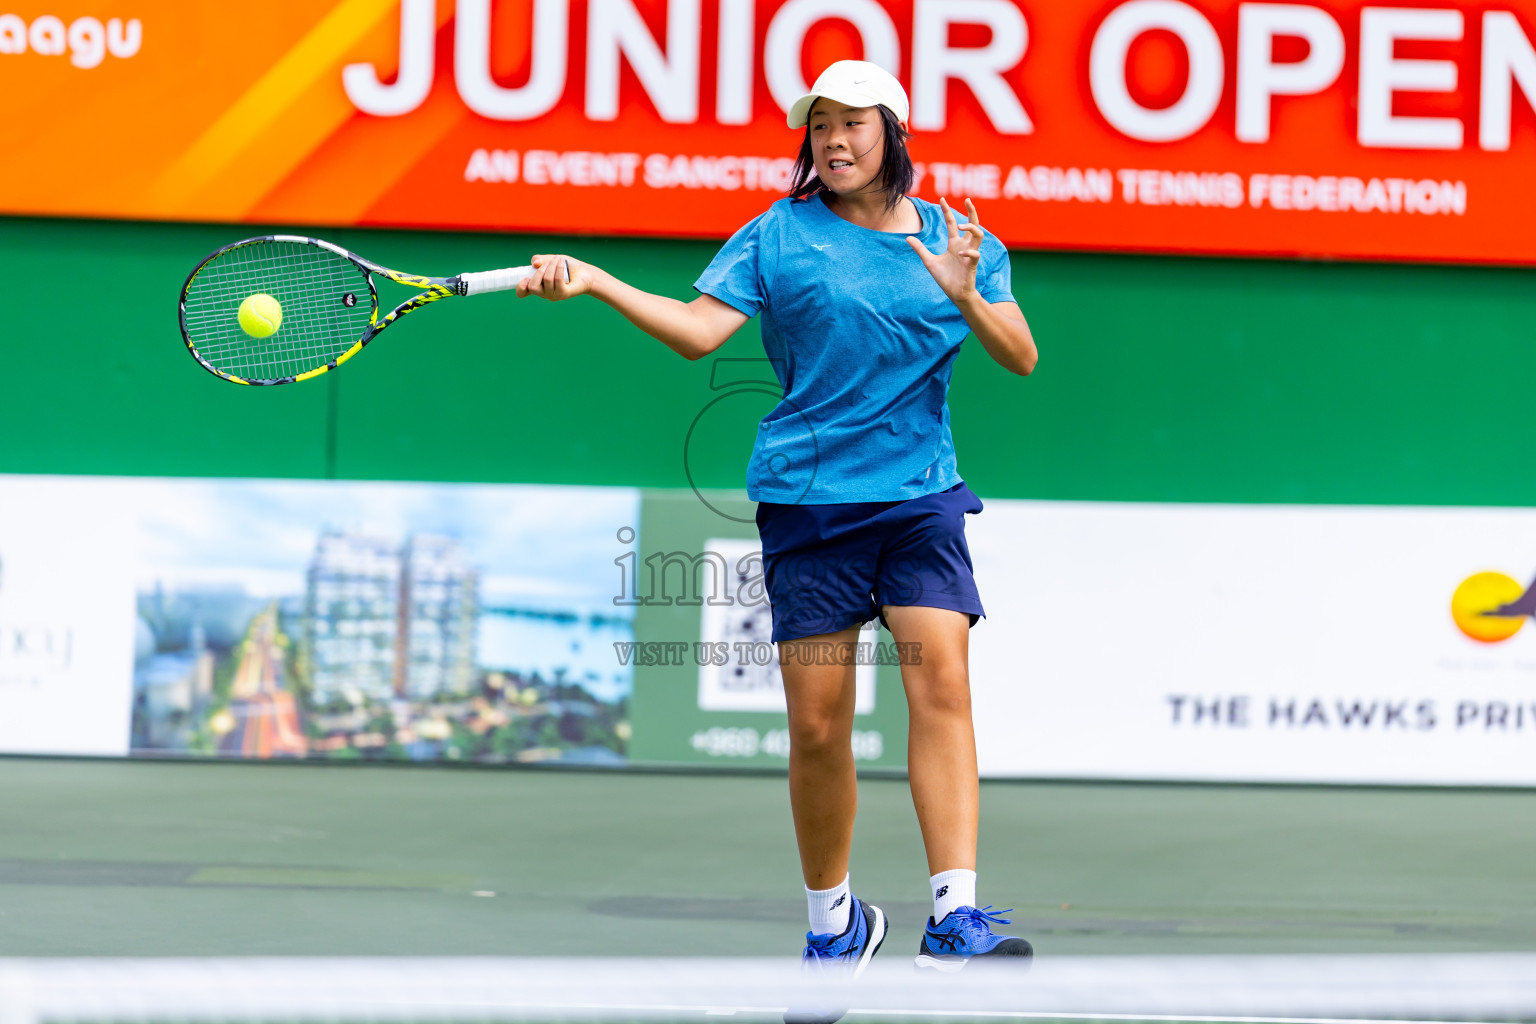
[{"xmin": 697, "ymin": 538, "xmax": 875, "ymax": 714}]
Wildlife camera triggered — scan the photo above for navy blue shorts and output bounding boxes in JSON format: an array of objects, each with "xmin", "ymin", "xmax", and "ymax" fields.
[{"xmin": 755, "ymin": 482, "xmax": 986, "ymax": 643}]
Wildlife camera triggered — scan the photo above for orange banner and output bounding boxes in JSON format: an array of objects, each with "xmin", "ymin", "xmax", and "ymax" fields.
[{"xmin": 2, "ymin": 1, "xmax": 1534, "ymax": 262}]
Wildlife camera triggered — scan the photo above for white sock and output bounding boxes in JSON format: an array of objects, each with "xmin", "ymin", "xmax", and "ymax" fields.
[
  {"xmin": 930, "ymin": 868, "xmax": 976, "ymax": 923},
  {"xmin": 806, "ymin": 874, "xmax": 853, "ymax": 936}
]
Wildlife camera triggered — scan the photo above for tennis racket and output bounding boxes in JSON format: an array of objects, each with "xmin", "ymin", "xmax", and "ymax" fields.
[{"xmin": 178, "ymin": 234, "xmax": 545, "ymax": 386}]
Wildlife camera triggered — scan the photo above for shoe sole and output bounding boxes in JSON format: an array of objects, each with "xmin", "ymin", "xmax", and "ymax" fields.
[
  {"xmin": 913, "ymin": 952, "xmax": 967, "ymax": 973},
  {"xmin": 855, "ymin": 904, "xmax": 888, "ymax": 977}
]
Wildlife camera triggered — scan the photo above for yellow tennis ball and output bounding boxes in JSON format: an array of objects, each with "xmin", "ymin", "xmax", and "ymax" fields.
[{"xmin": 238, "ymin": 293, "xmax": 283, "ymax": 338}]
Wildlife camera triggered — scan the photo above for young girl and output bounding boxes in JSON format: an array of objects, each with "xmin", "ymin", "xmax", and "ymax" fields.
[{"xmin": 518, "ymin": 60, "xmax": 1037, "ymax": 976}]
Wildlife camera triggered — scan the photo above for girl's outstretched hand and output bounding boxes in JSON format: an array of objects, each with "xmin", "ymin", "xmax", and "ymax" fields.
[
  {"xmin": 517, "ymin": 254, "xmax": 596, "ymax": 301},
  {"xmin": 906, "ymin": 197, "xmax": 985, "ymax": 304}
]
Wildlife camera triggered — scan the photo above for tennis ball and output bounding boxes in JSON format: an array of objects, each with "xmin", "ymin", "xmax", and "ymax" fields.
[{"xmin": 238, "ymin": 293, "xmax": 283, "ymax": 338}]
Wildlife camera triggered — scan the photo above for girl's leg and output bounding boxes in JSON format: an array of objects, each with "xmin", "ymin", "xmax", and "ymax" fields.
[
  {"xmin": 880, "ymin": 605, "xmax": 978, "ymax": 875},
  {"xmin": 780, "ymin": 625, "xmax": 864, "ymax": 889},
  {"xmin": 886, "ymin": 605, "xmax": 1032, "ymax": 967}
]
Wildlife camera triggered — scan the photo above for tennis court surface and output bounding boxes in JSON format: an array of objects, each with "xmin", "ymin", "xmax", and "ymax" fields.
[{"xmin": 1, "ymin": 758, "xmax": 1533, "ymax": 1023}]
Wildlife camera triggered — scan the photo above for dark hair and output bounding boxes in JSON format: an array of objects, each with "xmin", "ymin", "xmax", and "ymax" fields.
[{"xmin": 788, "ymin": 104, "xmax": 915, "ymax": 210}]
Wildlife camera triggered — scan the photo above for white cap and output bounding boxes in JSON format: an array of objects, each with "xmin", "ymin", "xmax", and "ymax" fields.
[{"xmin": 786, "ymin": 60, "xmax": 910, "ymax": 129}]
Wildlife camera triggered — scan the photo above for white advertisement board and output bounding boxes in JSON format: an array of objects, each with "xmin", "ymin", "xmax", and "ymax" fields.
[
  {"xmin": 0, "ymin": 476, "xmax": 137, "ymax": 755},
  {"xmin": 969, "ymin": 501, "xmax": 1536, "ymax": 785}
]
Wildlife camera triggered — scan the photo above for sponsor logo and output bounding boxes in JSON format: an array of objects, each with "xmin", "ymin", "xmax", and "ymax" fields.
[
  {"xmin": 830, "ymin": 893, "xmax": 847, "ymax": 910},
  {"xmin": 0, "ymin": 15, "xmax": 141, "ymax": 68},
  {"xmin": 0, "ymin": 548, "xmax": 76, "ymax": 684},
  {"xmin": 1450, "ymin": 571, "xmax": 1536, "ymax": 643},
  {"xmin": 935, "ymin": 885, "xmax": 949, "ymax": 900}
]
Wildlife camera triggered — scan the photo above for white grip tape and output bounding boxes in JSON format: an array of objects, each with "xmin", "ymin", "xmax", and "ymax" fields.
[{"xmin": 460, "ymin": 266, "xmax": 535, "ymax": 295}]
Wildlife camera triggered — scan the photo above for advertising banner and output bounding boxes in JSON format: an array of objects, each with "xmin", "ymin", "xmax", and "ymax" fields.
[
  {"xmin": 969, "ymin": 500, "xmax": 1536, "ymax": 786},
  {"xmin": 6, "ymin": 471, "xmax": 1536, "ymax": 784},
  {"xmin": 1, "ymin": 1, "xmax": 1534, "ymax": 262}
]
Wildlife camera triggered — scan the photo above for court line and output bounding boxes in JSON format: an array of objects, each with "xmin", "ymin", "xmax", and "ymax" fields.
[
  {"xmin": 849, "ymin": 1010, "xmax": 1506, "ymax": 1024},
  {"xmin": 155, "ymin": 998, "xmax": 1512, "ymax": 1024}
]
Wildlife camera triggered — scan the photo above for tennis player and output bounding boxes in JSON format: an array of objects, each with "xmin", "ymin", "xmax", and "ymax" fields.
[{"xmin": 517, "ymin": 60, "xmax": 1037, "ymax": 977}]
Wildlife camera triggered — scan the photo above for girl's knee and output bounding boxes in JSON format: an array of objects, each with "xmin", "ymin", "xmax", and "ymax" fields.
[
  {"xmin": 789, "ymin": 706, "xmax": 851, "ymax": 755},
  {"xmin": 906, "ymin": 671, "xmax": 972, "ymax": 717}
]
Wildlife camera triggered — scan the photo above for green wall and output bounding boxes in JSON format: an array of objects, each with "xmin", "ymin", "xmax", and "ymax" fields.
[{"xmin": 2, "ymin": 215, "xmax": 1532, "ymax": 505}]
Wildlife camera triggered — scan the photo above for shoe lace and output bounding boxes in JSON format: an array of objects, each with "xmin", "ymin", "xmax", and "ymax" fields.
[
  {"xmin": 952, "ymin": 905, "xmax": 1013, "ymax": 941},
  {"xmin": 801, "ymin": 935, "xmax": 839, "ymax": 972}
]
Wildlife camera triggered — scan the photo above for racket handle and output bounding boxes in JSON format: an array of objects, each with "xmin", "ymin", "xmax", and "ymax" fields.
[
  {"xmin": 460, "ymin": 266, "xmax": 535, "ymax": 295},
  {"xmin": 459, "ymin": 260, "xmax": 572, "ymax": 295}
]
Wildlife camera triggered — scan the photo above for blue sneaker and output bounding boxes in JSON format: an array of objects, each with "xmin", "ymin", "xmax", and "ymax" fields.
[
  {"xmin": 914, "ymin": 906, "xmax": 1033, "ymax": 972},
  {"xmin": 783, "ymin": 895, "xmax": 888, "ymax": 1024}
]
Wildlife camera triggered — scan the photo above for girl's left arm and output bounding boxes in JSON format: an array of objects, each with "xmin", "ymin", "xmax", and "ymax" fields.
[
  {"xmin": 907, "ymin": 198, "xmax": 1038, "ymax": 377},
  {"xmin": 954, "ymin": 294, "xmax": 1036, "ymax": 377}
]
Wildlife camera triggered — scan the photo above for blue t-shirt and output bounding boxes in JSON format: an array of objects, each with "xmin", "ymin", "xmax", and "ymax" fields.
[{"xmin": 694, "ymin": 194, "xmax": 1014, "ymax": 504}]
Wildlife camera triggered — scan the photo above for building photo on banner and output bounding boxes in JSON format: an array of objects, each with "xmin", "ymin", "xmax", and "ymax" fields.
[
  {"xmin": 7, "ymin": 0, "xmax": 1536, "ymax": 1011},
  {"xmin": 0, "ymin": 476, "xmax": 638, "ymax": 765}
]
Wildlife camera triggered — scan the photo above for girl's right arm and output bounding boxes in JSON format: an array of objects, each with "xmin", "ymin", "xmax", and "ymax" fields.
[{"xmin": 517, "ymin": 253, "xmax": 749, "ymax": 362}]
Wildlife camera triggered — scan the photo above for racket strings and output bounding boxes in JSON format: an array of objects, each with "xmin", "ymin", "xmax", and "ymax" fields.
[{"xmin": 182, "ymin": 241, "xmax": 375, "ymax": 382}]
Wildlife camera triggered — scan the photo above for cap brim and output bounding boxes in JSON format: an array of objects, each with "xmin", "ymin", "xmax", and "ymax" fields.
[{"xmin": 786, "ymin": 86, "xmax": 892, "ymax": 128}]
